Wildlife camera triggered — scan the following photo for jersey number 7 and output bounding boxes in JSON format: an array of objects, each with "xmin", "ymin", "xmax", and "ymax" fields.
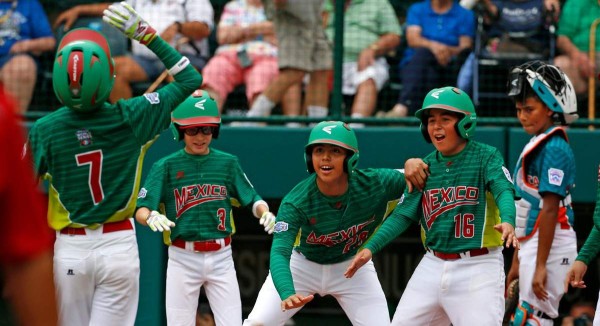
[{"xmin": 76, "ymin": 150, "xmax": 105, "ymax": 205}]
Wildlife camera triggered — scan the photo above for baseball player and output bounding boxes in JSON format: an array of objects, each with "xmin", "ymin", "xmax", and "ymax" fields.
[
  {"xmin": 25, "ymin": 2, "xmax": 202, "ymax": 325},
  {"xmin": 134, "ymin": 90, "xmax": 276, "ymax": 326},
  {"xmin": 345, "ymin": 86, "xmax": 519, "ymax": 326},
  {"xmin": 243, "ymin": 121, "xmax": 427, "ymax": 326},
  {"xmin": 506, "ymin": 61, "xmax": 579, "ymax": 325},
  {"xmin": 565, "ymin": 164, "xmax": 600, "ymax": 326}
]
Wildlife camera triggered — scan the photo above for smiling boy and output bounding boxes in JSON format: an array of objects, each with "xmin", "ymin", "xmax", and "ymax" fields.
[
  {"xmin": 345, "ymin": 86, "xmax": 518, "ymax": 325},
  {"xmin": 134, "ymin": 90, "xmax": 275, "ymax": 326},
  {"xmin": 244, "ymin": 121, "xmax": 427, "ymax": 326}
]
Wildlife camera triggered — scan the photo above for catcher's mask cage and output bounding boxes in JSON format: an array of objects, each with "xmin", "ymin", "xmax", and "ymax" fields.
[
  {"xmin": 171, "ymin": 90, "xmax": 221, "ymax": 141},
  {"xmin": 415, "ymin": 86, "xmax": 477, "ymax": 143},
  {"xmin": 507, "ymin": 60, "xmax": 578, "ymax": 125},
  {"xmin": 305, "ymin": 121, "xmax": 359, "ymax": 174}
]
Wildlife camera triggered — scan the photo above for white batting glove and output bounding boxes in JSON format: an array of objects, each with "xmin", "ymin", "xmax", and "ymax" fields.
[
  {"xmin": 146, "ymin": 211, "xmax": 175, "ymax": 232},
  {"xmin": 259, "ymin": 212, "xmax": 276, "ymax": 235},
  {"xmin": 103, "ymin": 2, "xmax": 157, "ymax": 45}
]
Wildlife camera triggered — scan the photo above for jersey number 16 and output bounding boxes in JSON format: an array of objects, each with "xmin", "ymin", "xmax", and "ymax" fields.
[{"xmin": 454, "ymin": 213, "xmax": 475, "ymax": 238}]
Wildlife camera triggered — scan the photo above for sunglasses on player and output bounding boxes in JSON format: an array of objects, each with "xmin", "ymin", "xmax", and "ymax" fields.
[{"xmin": 183, "ymin": 126, "xmax": 215, "ymax": 136}]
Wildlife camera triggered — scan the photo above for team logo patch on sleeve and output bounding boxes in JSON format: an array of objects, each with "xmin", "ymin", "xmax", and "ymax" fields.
[
  {"xmin": 273, "ymin": 221, "xmax": 289, "ymax": 233},
  {"xmin": 137, "ymin": 188, "xmax": 147, "ymax": 199},
  {"xmin": 143, "ymin": 92, "xmax": 160, "ymax": 104},
  {"xmin": 502, "ymin": 166, "xmax": 513, "ymax": 183},
  {"xmin": 548, "ymin": 168, "xmax": 564, "ymax": 186}
]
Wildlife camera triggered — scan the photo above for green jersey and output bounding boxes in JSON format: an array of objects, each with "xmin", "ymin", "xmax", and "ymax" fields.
[
  {"xmin": 576, "ymin": 165, "xmax": 600, "ymax": 265},
  {"xmin": 27, "ymin": 38, "xmax": 202, "ymax": 231},
  {"xmin": 270, "ymin": 168, "xmax": 406, "ymax": 299},
  {"xmin": 365, "ymin": 141, "xmax": 516, "ymax": 255},
  {"xmin": 136, "ymin": 148, "xmax": 263, "ymax": 241}
]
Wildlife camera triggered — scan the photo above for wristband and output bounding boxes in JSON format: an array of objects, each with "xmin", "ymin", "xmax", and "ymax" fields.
[
  {"xmin": 168, "ymin": 56, "xmax": 190, "ymax": 76},
  {"xmin": 252, "ymin": 200, "xmax": 268, "ymax": 218}
]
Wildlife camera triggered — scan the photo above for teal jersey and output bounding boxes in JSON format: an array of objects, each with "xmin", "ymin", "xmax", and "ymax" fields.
[
  {"xmin": 513, "ymin": 127, "xmax": 576, "ymax": 239},
  {"xmin": 365, "ymin": 141, "xmax": 516, "ymax": 255},
  {"xmin": 576, "ymin": 164, "xmax": 600, "ymax": 265},
  {"xmin": 270, "ymin": 168, "xmax": 406, "ymax": 299},
  {"xmin": 27, "ymin": 37, "xmax": 202, "ymax": 230},
  {"xmin": 136, "ymin": 148, "xmax": 263, "ymax": 241}
]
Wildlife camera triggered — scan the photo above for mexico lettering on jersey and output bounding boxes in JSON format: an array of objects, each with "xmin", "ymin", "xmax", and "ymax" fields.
[
  {"xmin": 422, "ymin": 186, "xmax": 479, "ymax": 229},
  {"xmin": 137, "ymin": 148, "xmax": 263, "ymax": 241},
  {"xmin": 174, "ymin": 184, "xmax": 228, "ymax": 217},
  {"xmin": 306, "ymin": 216, "xmax": 375, "ymax": 254},
  {"xmin": 269, "ymin": 168, "xmax": 407, "ymax": 300}
]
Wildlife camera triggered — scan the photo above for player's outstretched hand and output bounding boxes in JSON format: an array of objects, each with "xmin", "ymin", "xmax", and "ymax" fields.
[
  {"xmin": 564, "ymin": 260, "xmax": 588, "ymax": 292},
  {"xmin": 281, "ymin": 293, "xmax": 314, "ymax": 311},
  {"xmin": 103, "ymin": 2, "xmax": 157, "ymax": 45},
  {"xmin": 344, "ymin": 249, "xmax": 372, "ymax": 278},
  {"xmin": 404, "ymin": 158, "xmax": 429, "ymax": 193},
  {"xmin": 259, "ymin": 212, "xmax": 276, "ymax": 234},
  {"xmin": 146, "ymin": 211, "xmax": 175, "ymax": 232},
  {"xmin": 494, "ymin": 222, "xmax": 519, "ymax": 249}
]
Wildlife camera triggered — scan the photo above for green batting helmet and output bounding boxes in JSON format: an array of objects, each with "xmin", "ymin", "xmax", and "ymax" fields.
[
  {"xmin": 415, "ymin": 86, "xmax": 477, "ymax": 142},
  {"xmin": 305, "ymin": 121, "xmax": 359, "ymax": 174},
  {"xmin": 53, "ymin": 28, "xmax": 115, "ymax": 113},
  {"xmin": 171, "ymin": 90, "xmax": 221, "ymax": 141}
]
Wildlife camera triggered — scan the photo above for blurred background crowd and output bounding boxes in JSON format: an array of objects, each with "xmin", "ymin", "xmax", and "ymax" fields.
[{"xmin": 3, "ymin": 0, "xmax": 599, "ymax": 124}]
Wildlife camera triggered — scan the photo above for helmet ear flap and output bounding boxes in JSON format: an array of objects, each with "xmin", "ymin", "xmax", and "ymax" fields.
[
  {"xmin": 212, "ymin": 126, "xmax": 220, "ymax": 139},
  {"xmin": 456, "ymin": 115, "xmax": 477, "ymax": 139},
  {"xmin": 420, "ymin": 122, "xmax": 432, "ymax": 143},
  {"xmin": 345, "ymin": 152, "xmax": 359, "ymax": 173},
  {"xmin": 305, "ymin": 146, "xmax": 315, "ymax": 173},
  {"xmin": 171, "ymin": 123, "xmax": 183, "ymax": 141}
]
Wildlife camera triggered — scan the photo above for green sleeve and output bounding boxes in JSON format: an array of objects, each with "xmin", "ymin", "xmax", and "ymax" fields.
[
  {"xmin": 363, "ymin": 190, "xmax": 419, "ymax": 254},
  {"xmin": 496, "ymin": 190, "xmax": 516, "ymax": 226},
  {"xmin": 136, "ymin": 159, "xmax": 166, "ymax": 212},
  {"xmin": 230, "ymin": 157, "xmax": 262, "ymax": 208},
  {"xmin": 27, "ymin": 122, "xmax": 47, "ymax": 178},
  {"xmin": 485, "ymin": 148, "xmax": 516, "ymax": 225},
  {"xmin": 556, "ymin": 1, "xmax": 578, "ymax": 38},
  {"xmin": 122, "ymin": 36, "xmax": 203, "ymax": 142},
  {"xmin": 576, "ymin": 227, "xmax": 600, "ymax": 265},
  {"xmin": 577, "ymin": 178, "xmax": 600, "ymax": 264},
  {"xmin": 379, "ymin": 0, "xmax": 402, "ymax": 35},
  {"xmin": 270, "ymin": 203, "xmax": 304, "ymax": 300},
  {"xmin": 594, "ymin": 178, "xmax": 600, "ymax": 232},
  {"xmin": 378, "ymin": 169, "xmax": 407, "ymax": 200}
]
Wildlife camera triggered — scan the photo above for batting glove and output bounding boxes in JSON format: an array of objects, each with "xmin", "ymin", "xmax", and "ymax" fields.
[
  {"xmin": 103, "ymin": 2, "xmax": 157, "ymax": 45},
  {"xmin": 259, "ymin": 212, "xmax": 276, "ymax": 235},
  {"xmin": 146, "ymin": 210, "xmax": 175, "ymax": 232}
]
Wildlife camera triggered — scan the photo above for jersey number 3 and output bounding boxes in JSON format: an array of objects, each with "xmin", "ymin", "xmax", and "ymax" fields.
[{"xmin": 76, "ymin": 150, "xmax": 105, "ymax": 205}]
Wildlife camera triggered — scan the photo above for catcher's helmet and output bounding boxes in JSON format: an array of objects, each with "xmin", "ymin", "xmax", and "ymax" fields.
[
  {"xmin": 53, "ymin": 28, "xmax": 115, "ymax": 113},
  {"xmin": 171, "ymin": 90, "xmax": 221, "ymax": 141},
  {"xmin": 415, "ymin": 86, "xmax": 477, "ymax": 143},
  {"xmin": 305, "ymin": 121, "xmax": 359, "ymax": 174},
  {"xmin": 507, "ymin": 60, "xmax": 578, "ymax": 125}
]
